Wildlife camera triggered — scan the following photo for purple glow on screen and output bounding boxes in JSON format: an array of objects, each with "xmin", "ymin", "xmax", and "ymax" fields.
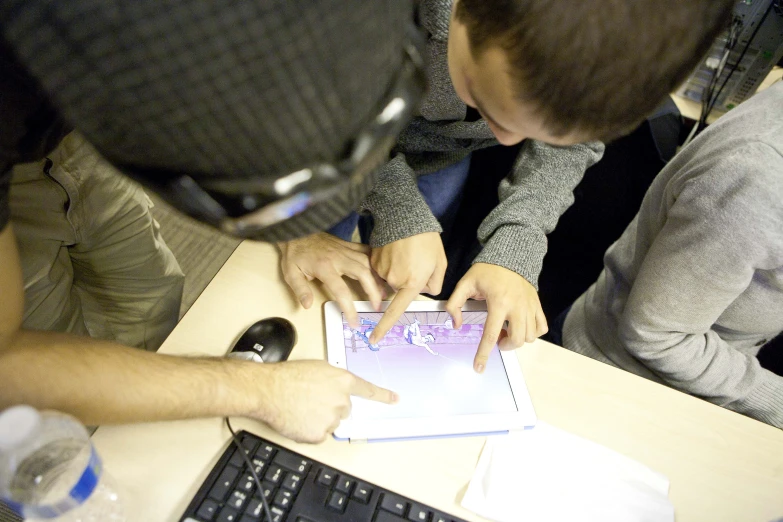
[{"xmin": 343, "ymin": 312, "xmax": 517, "ymax": 420}]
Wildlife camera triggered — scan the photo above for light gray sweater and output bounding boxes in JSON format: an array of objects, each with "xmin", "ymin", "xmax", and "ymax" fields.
[
  {"xmin": 358, "ymin": 0, "xmax": 604, "ymax": 288},
  {"xmin": 564, "ymin": 82, "xmax": 783, "ymax": 428}
]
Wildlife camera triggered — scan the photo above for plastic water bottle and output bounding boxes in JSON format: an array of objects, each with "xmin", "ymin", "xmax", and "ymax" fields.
[{"xmin": 0, "ymin": 405, "xmax": 125, "ymax": 521}]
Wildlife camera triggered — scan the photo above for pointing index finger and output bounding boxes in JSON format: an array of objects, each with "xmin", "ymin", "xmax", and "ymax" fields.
[
  {"xmin": 474, "ymin": 307, "xmax": 505, "ymax": 373},
  {"xmin": 351, "ymin": 375, "xmax": 398, "ymax": 404},
  {"xmin": 369, "ymin": 287, "xmax": 420, "ymax": 344}
]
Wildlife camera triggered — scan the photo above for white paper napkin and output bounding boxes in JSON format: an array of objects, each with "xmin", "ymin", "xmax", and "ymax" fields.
[{"xmin": 462, "ymin": 422, "xmax": 674, "ymax": 522}]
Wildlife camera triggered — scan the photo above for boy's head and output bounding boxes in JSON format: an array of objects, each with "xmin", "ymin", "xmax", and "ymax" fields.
[{"xmin": 448, "ymin": 0, "xmax": 734, "ymax": 145}]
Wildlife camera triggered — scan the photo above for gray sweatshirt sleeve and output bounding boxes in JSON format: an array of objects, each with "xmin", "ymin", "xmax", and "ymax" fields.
[
  {"xmin": 473, "ymin": 140, "xmax": 605, "ymax": 288},
  {"xmin": 359, "ymin": 153, "xmax": 442, "ymax": 247},
  {"xmin": 618, "ymin": 143, "xmax": 783, "ymax": 427}
]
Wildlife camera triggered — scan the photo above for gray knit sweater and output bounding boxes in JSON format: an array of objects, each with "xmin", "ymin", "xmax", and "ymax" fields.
[
  {"xmin": 564, "ymin": 82, "xmax": 783, "ymax": 428},
  {"xmin": 358, "ymin": 0, "xmax": 604, "ymax": 288}
]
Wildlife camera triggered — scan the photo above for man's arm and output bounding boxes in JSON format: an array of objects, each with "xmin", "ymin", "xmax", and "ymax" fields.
[
  {"xmin": 0, "ymin": 223, "xmax": 251, "ymax": 424},
  {"xmin": 0, "ymin": 225, "xmax": 396, "ymax": 440},
  {"xmin": 473, "ymin": 140, "xmax": 605, "ymax": 288},
  {"xmin": 344, "ymin": 154, "xmax": 449, "ymax": 343},
  {"xmin": 359, "ymin": 153, "xmax": 441, "ymax": 246},
  {"xmin": 445, "ymin": 140, "xmax": 604, "ymax": 371},
  {"xmin": 618, "ymin": 143, "xmax": 783, "ymax": 427}
]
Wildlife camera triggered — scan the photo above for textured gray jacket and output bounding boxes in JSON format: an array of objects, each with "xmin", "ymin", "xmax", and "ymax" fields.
[
  {"xmin": 358, "ymin": 0, "xmax": 604, "ymax": 287},
  {"xmin": 564, "ymin": 82, "xmax": 783, "ymax": 428}
]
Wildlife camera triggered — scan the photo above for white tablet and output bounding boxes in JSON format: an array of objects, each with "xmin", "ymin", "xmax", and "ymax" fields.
[{"xmin": 324, "ymin": 300, "xmax": 537, "ymax": 442}]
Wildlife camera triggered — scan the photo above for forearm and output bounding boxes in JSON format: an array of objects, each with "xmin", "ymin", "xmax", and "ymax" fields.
[
  {"xmin": 474, "ymin": 140, "xmax": 604, "ymax": 286},
  {"xmin": 0, "ymin": 329, "xmax": 266, "ymax": 425},
  {"xmin": 620, "ymin": 327, "xmax": 783, "ymax": 427},
  {"xmin": 359, "ymin": 153, "xmax": 440, "ymax": 247}
]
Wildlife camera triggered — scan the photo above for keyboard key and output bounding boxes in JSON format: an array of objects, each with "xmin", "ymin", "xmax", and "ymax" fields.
[
  {"xmin": 254, "ymin": 444, "xmax": 276, "ymax": 461},
  {"xmin": 209, "ymin": 466, "xmax": 240, "ymax": 501},
  {"xmin": 251, "ymin": 459, "xmax": 266, "ymax": 476},
  {"xmin": 352, "ymin": 482, "xmax": 373, "ymax": 503},
  {"xmin": 432, "ymin": 515, "xmax": 452, "ymax": 522},
  {"xmin": 216, "ymin": 507, "xmax": 239, "ymax": 522},
  {"xmin": 327, "ymin": 491, "xmax": 348, "ymax": 512},
  {"xmin": 228, "ymin": 490, "xmax": 249, "ymax": 511},
  {"xmin": 259, "ymin": 481, "xmax": 277, "ymax": 501},
  {"xmin": 238, "ymin": 473, "xmax": 256, "ymax": 493},
  {"xmin": 374, "ymin": 511, "xmax": 408, "ymax": 522},
  {"xmin": 380, "ymin": 493, "xmax": 408, "ymax": 516},
  {"xmin": 334, "ymin": 475, "xmax": 354, "ymax": 494},
  {"xmin": 270, "ymin": 506, "xmax": 286, "ymax": 522},
  {"xmin": 230, "ymin": 438, "xmax": 257, "ymax": 467},
  {"xmin": 197, "ymin": 499, "xmax": 219, "ymax": 521},
  {"xmin": 229, "ymin": 450, "xmax": 247, "ymax": 467},
  {"xmin": 240, "ymin": 434, "xmax": 260, "ymax": 453},
  {"xmin": 264, "ymin": 465, "xmax": 284, "ymax": 484},
  {"xmin": 239, "ymin": 516, "xmax": 257, "ymax": 522},
  {"xmin": 244, "ymin": 498, "xmax": 265, "ymax": 518},
  {"xmin": 407, "ymin": 503, "xmax": 431, "ymax": 522},
  {"xmin": 273, "ymin": 489, "xmax": 294, "ymax": 510},
  {"xmin": 273, "ymin": 451, "xmax": 311, "ymax": 474},
  {"xmin": 282, "ymin": 472, "xmax": 302, "ymax": 493},
  {"xmin": 316, "ymin": 468, "xmax": 336, "ymax": 487},
  {"xmin": 228, "ymin": 450, "xmax": 245, "ymax": 468}
]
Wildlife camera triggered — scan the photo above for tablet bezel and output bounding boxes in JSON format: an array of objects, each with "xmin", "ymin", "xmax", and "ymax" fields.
[{"xmin": 324, "ymin": 300, "xmax": 537, "ymax": 441}]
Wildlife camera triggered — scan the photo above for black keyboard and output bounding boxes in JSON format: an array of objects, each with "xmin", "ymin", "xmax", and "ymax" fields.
[{"xmin": 180, "ymin": 431, "xmax": 468, "ymax": 522}]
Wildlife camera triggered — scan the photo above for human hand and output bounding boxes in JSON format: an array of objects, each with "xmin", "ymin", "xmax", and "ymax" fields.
[
  {"xmin": 250, "ymin": 360, "xmax": 398, "ymax": 443},
  {"xmin": 278, "ymin": 232, "xmax": 384, "ymax": 327},
  {"xmin": 446, "ymin": 263, "xmax": 547, "ymax": 373},
  {"xmin": 368, "ymin": 232, "xmax": 447, "ymax": 344}
]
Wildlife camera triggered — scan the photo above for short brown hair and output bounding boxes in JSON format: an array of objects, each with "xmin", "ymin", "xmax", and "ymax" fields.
[{"xmin": 455, "ymin": 0, "xmax": 734, "ymax": 141}]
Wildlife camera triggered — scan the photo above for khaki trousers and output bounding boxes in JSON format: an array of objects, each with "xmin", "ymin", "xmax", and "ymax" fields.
[{"xmin": 9, "ymin": 132, "xmax": 184, "ymax": 351}]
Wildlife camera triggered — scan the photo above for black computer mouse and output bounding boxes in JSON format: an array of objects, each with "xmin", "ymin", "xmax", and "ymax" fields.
[{"xmin": 228, "ymin": 317, "xmax": 297, "ymax": 363}]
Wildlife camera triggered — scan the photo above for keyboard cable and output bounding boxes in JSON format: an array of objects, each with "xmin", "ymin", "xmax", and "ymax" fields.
[{"xmin": 225, "ymin": 417, "xmax": 275, "ymax": 522}]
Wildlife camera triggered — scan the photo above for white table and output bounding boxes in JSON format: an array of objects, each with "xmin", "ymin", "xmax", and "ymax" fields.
[{"xmin": 92, "ymin": 241, "xmax": 783, "ymax": 522}]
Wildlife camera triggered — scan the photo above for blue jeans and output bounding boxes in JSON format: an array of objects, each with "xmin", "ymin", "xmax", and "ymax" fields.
[{"xmin": 328, "ymin": 154, "xmax": 472, "ymax": 243}]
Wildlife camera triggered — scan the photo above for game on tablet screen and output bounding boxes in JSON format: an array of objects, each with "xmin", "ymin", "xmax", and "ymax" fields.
[{"xmin": 342, "ymin": 310, "xmax": 518, "ymax": 420}]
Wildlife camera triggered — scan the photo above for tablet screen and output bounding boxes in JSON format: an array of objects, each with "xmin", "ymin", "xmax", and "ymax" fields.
[{"xmin": 342, "ymin": 311, "xmax": 518, "ymax": 420}]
